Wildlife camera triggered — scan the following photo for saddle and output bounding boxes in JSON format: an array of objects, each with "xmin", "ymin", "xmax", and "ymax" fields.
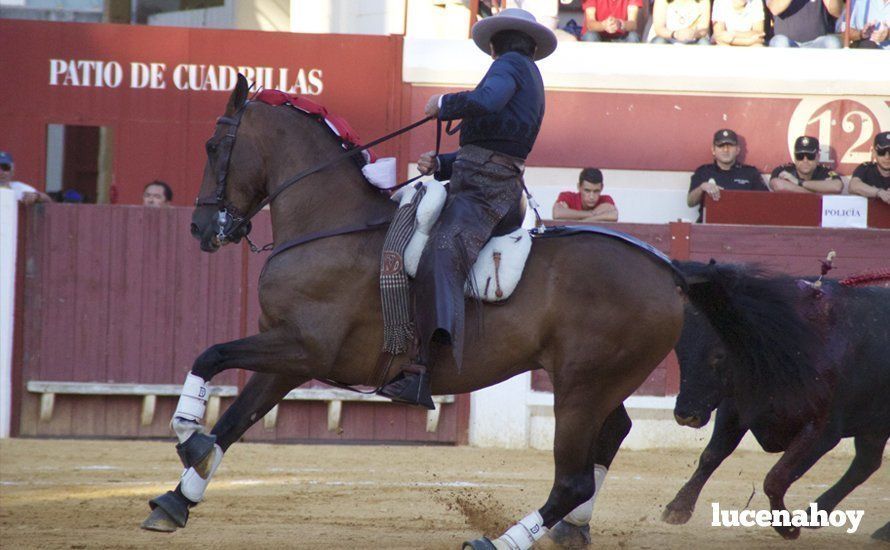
[{"xmin": 392, "ymin": 181, "xmax": 532, "ymax": 302}]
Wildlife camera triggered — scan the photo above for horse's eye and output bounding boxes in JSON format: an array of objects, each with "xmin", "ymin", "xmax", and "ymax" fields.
[{"xmin": 205, "ymin": 142, "xmax": 218, "ymax": 155}]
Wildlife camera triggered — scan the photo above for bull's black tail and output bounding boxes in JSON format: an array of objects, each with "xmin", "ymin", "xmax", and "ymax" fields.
[{"xmin": 675, "ymin": 260, "xmax": 831, "ymax": 422}]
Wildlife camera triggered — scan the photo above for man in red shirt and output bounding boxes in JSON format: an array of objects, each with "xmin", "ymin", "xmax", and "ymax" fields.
[
  {"xmin": 580, "ymin": 0, "xmax": 644, "ymax": 42},
  {"xmin": 552, "ymin": 168, "xmax": 619, "ymax": 222}
]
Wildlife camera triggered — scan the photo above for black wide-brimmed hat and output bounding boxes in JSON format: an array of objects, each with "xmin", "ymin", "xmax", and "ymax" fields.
[{"xmin": 472, "ymin": 8, "xmax": 558, "ymax": 61}]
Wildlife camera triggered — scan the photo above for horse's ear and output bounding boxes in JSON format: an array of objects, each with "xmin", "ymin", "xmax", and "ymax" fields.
[{"xmin": 226, "ymin": 73, "xmax": 249, "ymax": 115}]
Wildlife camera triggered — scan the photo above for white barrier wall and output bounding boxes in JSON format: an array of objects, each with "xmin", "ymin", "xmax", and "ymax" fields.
[
  {"xmin": 468, "ymin": 372, "xmax": 856, "ymax": 454},
  {"xmin": 0, "ymin": 189, "xmax": 17, "ymax": 438}
]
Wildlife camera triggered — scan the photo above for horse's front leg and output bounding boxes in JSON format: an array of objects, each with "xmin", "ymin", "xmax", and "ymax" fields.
[
  {"xmin": 141, "ymin": 327, "xmax": 313, "ymax": 533},
  {"xmin": 663, "ymin": 400, "xmax": 746, "ymax": 524},
  {"xmin": 549, "ymin": 404, "xmax": 632, "ymax": 548},
  {"xmin": 170, "ymin": 326, "xmax": 311, "ymax": 468}
]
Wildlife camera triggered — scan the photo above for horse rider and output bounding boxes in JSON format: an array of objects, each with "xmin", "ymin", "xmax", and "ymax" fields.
[{"xmin": 379, "ymin": 8, "xmax": 557, "ymax": 408}]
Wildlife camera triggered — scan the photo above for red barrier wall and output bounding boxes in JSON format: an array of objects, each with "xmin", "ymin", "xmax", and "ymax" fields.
[{"xmin": 406, "ymin": 87, "xmax": 890, "ymax": 176}]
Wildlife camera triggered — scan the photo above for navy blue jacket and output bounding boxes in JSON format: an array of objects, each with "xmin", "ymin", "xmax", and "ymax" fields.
[{"xmin": 435, "ymin": 51, "xmax": 545, "ymax": 180}]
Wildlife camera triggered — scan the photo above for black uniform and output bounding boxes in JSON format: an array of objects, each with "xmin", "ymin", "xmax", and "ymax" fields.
[
  {"xmin": 852, "ymin": 162, "xmax": 890, "ymax": 191},
  {"xmin": 769, "ymin": 163, "xmax": 840, "ymax": 184},
  {"xmin": 689, "ymin": 162, "xmax": 767, "ymax": 222}
]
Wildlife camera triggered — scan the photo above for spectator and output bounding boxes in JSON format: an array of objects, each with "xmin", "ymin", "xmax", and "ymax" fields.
[
  {"xmin": 836, "ymin": 0, "xmax": 890, "ymax": 49},
  {"xmin": 849, "ymin": 131, "xmax": 890, "ymax": 204},
  {"xmin": 767, "ymin": 0, "xmax": 843, "ymax": 48},
  {"xmin": 496, "ymin": 1, "xmax": 579, "ymax": 41},
  {"xmin": 769, "ymin": 136, "xmax": 843, "ymax": 194},
  {"xmin": 0, "ymin": 151, "xmax": 51, "ymax": 205},
  {"xmin": 143, "ymin": 180, "xmax": 173, "ymax": 206},
  {"xmin": 712, "ymin": 0, "xmax": 767, "ymax": 45},
  {"xmin": 580, "ymin": 0, "xmax": 644, "ymax": 42},
  {"xmin": 552, "ymin": 168, "xmax": 619, "ymax": 222},
  {"xmin": 687, "ymin": 129, "xmax": 767, "ymax": 223},
  {"xmin": 649, "ymin": 0, "xmax": 711, "ymax": 44}
]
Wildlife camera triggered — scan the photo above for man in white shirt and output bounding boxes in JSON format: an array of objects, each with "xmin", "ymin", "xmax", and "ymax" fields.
[{"xmin": 0, "ymin": 151, "xmax": 51, "ymax": 204}]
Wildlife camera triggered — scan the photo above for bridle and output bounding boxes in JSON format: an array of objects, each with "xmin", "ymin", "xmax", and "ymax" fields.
[
  {"xmin": 194, "ymin": 104, "xmax": 253, "ymax": 246},
  {"xmin": 194, "ymin": 98, "xmax": 437, "ymax": 249}
]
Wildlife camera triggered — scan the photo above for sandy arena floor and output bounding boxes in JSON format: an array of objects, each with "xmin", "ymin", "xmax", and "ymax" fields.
[{"xmin": 0, "ymin": 438, "xmax": 887, "ymax": 549}]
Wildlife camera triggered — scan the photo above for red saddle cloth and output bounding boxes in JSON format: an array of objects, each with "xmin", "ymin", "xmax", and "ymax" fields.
[{"xmin": 254, "ymin": 89, "xmax": 376, "ymax": 162}]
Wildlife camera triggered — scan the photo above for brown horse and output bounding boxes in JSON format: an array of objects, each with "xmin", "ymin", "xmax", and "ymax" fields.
[{"xmin": 141, "ymin": 75, "xmax": 816, "ymax": 548}]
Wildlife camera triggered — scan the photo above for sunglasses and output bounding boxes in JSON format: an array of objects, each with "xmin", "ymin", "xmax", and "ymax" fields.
[
  {"xmin": 0, "ymin": 163, "xmax": 11, "ymax": 171},
  {"xmin": 877, "ymin": 148, "xmax": 890, "ymax": 157},
  {"xmin": 794, "ymin": 153, "xmax": 816, "ymax": 161}
]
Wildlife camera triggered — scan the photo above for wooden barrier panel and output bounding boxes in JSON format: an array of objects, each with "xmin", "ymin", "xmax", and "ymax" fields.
[
  {"xmin": 13, "ymin": 204, "xmax": 462, "ymax": 443},
  {"xmin": 704, "ymin": 190, "xmax": 890, "ymax": 229}
]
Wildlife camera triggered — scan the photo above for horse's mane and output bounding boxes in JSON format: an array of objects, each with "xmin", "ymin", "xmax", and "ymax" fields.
[
  {"xmin": 252, "ymin": 89, "xmax": 373, "ymax": 169},
  {"xmin": 689, "ymin": 264, "xmax": 833, "ymax": 425}
]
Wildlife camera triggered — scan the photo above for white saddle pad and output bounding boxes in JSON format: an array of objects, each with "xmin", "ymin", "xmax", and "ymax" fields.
[{"xmin": 391, "ymin": 181, "xmax": 532, "ymax": 302}]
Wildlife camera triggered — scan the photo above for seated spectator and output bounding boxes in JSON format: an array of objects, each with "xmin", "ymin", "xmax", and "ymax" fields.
[
  {"xmin": 769, "ymin": 136, "xmax": 843, "ymax": 194},
  {"xmin": 143, "ymin": 180, "xmax": 173, "ymax": 207},
  {"xmin": 0, "ymin": 151, "xmax": 51, "ymax": 205},
  {"xmin": 712, "ymin": 0, "xmax": 767, "ymax": 45},
  {"xmin": 849, "ymin": 131, "xmax": 890, "ymax": 204},
  {"xmin": 767, "ymin": 0, "xmax": 843, "ymax": 48},
  {"xmin": 497, "ymin": 1, "xmax": 579, "ymax": 41},
  {"xmin": 836, "ymin": 0, "xmax": 890, "ymax": 49},
  {"xmin": 649, "ymin": 0, "xmax": 711, "ymax": 44},
  {"xmin": 580, "ymin": 0, "xmax": 643, "ymax": 42},
  {"xmin": 687, "ymin": 129, "xmax": 767, "ymax": 223},
  {"xmin": 552, "ymin": 168, "xmax": 619, "ymax": 222}
]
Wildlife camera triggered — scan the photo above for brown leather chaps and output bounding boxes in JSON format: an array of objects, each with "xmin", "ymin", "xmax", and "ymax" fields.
[{"xmin": 414, "ymin": 144, "xmax": 525, "ymax": 368}]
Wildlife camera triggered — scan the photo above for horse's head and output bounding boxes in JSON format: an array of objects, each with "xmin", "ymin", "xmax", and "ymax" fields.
[
  {"xmin": 191, "ymin": 74, "xmax": 266, "ymax": 252},
  {"xmin": 673, "ymin": 305, "xmax": 732, "ymax": 428}
]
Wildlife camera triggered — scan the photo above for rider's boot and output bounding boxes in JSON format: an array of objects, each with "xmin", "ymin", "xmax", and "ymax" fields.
[{"xmin": 378, "ymin": 363, "xmax": 435, "ymax": 410}]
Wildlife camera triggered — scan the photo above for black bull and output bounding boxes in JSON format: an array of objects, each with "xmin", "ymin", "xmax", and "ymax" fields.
[{"xmin": 665, "ymin": 278, "xmax": 890, "ymax": 541}]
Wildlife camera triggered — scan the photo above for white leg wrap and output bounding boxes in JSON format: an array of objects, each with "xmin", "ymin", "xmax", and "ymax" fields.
[
  {"xmin": 179, "ymin": 444, "xmax": 224, "ymax": 503},
  {"xmin": 493, "ymin": 511, "xmax": 546, "ymax": 550},
  {"xmin": 174, "ymin": 373, "xmax": 208, "ymax": 424},
  {"xmin": 565, "ymin": 464, "xmax": 608, "ymax": 526}
]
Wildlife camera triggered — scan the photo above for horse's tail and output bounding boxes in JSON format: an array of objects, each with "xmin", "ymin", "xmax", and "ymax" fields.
[{"xmin": 675, "ymin": 260, "xmax": 831, "ymax": 421}]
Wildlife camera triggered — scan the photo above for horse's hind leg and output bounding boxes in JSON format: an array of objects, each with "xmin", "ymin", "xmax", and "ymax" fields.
[
  {"xmin": 550, "ymin": 405, "xmax": 632, "ymax": 547},
  {"xmin": 464, "ymin": 374, "xmax": 615, "ymax": 550}
]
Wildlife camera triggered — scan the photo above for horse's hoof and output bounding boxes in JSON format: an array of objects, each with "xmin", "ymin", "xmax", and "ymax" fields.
[
  {"xmin": 140, "ymin": 506, "xmax": 179, "ymax": 533},
  {"xmin": 549, "ymin": 520, "xmax": 591, "ymax": 548},
  {"xmin": 462, "ymin": 537, "xmax": 497, "ymax": 550},
  {"xmin": 871, "ymin": 521, "xmax": 890, "ymax": 542},
  {"xmin": 661, "ymin": 506, "xmax": 693, "ymax": 525},
  {"xmin": 775, "ymin": 525, "xmax": 800, "ymax": 540},
  {"xmin": 143, "ymin": 490, "xmax": 190, "ymax": 532}
]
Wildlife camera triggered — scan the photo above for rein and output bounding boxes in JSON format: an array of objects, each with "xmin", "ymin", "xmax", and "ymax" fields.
[{"xmin": 195, "ymin": 98, "xmax": 439, "ymax": 248}]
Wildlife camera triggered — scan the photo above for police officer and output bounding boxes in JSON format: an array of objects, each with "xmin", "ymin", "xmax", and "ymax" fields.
[
  {"xmin": 687, "ymin": 129, "xmax": 768, "ymax": 223},
  {"xmin": 849, "ymin": 131, "xmax": 890, "ymax": 205},
  {"xmin": 769, "ymin": 136, "xmax": 843, "ymax": 194},
  {"xmin": 378, "ymin": 8, "xmax": 557, "ymax": 408}
]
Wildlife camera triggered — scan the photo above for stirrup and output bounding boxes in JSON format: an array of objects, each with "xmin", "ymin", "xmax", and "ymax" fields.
[{"xmin": 377, "ymin": 367, "xmax": 435, "ymax": 410}]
